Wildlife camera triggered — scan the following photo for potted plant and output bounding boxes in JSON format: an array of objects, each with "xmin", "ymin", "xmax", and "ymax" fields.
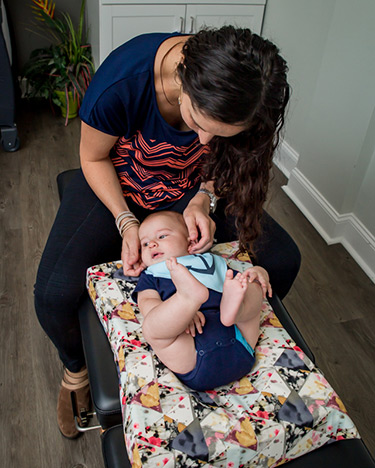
[{"xmin": 22, "ymin": 0, "xmax": 94, "ymax": 125}]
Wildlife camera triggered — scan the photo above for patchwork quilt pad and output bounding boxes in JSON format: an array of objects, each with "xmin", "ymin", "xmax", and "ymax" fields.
[{"xmin": 86, "ymin": 242, "xmax": 359, "ymax": 467}]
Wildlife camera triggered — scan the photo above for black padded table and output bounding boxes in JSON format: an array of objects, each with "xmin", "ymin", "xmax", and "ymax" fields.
[
  {"xmin": 57, "ymin": 169, "xmax": 374, "ymax": 468},
  {"xmin": 79, "ymin": 293, "xmax": 374, "ymax": 468},
  {"xmin": 79, "ymin": 291, "xmax": 317, "ymax": 432},
  {"xmin": 101, "ymin": 424, "xmax": 374, "ymax": 468},
  {"xmin": 79, "ymin": 296, "xmax": 122, "ymax": 429},
  {"xmin": 101, "ymin": 425, "xmax": 131, "ymax": 468}
]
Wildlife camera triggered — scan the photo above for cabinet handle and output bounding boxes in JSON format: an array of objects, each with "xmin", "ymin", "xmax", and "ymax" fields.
[
  {"xmin": 179, "ymin": 16, "xmax": 184, "ymax": 33},
  {"xmin": 189, "ymin": 16, "xmax": 195, "ymax": 34}
]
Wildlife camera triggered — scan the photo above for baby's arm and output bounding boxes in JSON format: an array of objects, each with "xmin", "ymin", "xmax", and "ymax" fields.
[
  {"xmin": 185, "ymin": 311, "xmax": 205, "ymax": 337},
  {"xmin": 243, "ymin": 266, "xmax": 272, "ymax": 298}
]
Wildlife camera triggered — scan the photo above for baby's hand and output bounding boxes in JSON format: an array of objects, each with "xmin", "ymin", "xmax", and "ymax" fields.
[
  {"xmin": 185, "ymin": 311, "xmax": 205, "ymax": 337},
  {"xmin": 243, "ymin": 266, "xmax": 272, "ymax": 299}
]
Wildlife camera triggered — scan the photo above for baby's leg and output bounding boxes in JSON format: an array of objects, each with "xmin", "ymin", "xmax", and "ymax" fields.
[
  {"xmin": 142, "ymin": 257, "xmax": 209, "ymax": 374},
  {"xmin": 220, "ymin": 270, "xmax": 263, "ymax": 349},
  {"xmin": 167, "ymin": 257, "xmax": 209, "ymax": 310}
]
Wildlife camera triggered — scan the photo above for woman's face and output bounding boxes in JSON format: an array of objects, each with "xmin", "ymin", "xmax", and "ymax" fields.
[{"xmin": 179, "ymin": 92, "xmax": 248, "ymax": 145}]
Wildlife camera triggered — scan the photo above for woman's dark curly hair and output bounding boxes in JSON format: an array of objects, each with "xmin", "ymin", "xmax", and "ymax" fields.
[{"xmin": 176, "ymin": 26, "xmax": 290, "ymax": 254}]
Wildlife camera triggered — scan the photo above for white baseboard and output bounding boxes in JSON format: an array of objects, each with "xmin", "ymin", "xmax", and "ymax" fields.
[
  {"xmin": 282, "ymin": 166, "xmax": 375, "ymax": 283},
  {"xmin": 273, "ymin": 140, "xmax": 299, "ymax": 178}
]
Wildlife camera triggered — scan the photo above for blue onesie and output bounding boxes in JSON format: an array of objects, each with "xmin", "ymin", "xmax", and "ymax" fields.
[{"xmin": 133, "ymin": 253, "xmax": 255, "ymax": 391}]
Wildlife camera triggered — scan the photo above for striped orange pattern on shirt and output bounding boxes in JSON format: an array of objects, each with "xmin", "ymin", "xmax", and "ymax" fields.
[{"xmin": 112, "ymin": 131, "xmax": 210, "ymax": 209}]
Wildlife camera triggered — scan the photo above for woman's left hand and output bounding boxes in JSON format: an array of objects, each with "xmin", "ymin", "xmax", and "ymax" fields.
[{"xmin": 183, "ymin": 197, "xmax": 216, "ymax": 253}]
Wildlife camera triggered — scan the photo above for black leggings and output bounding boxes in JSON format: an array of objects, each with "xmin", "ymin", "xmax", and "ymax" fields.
[{"xmin": 34, "ymin": 169, "xmax": 300, "ymax": 372}]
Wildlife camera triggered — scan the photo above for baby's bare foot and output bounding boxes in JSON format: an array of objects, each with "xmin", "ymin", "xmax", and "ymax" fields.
[
  {"xmin": 220, "ymin": 270, "xmax": 248, "ymax": 326},
  {"xmin": 166, "ymin": 257, "xmax": 209, "ymax": 306}
]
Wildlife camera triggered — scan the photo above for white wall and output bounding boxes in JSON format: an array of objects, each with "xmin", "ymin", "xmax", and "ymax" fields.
[{"xmin": 263, "ymin": 0, "xmax": 375, "ymax": 281}]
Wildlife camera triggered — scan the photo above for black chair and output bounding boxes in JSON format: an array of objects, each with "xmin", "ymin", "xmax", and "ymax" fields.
[{"xmin": 57, "ymin": 169, "xmax": 375, "ymax": 468}]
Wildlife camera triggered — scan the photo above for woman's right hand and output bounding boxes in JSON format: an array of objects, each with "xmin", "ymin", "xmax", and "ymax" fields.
[
  {"xmin": 183, "ymin": 198, "xmax": 216, "ymax": 254},
  {"xmin": 121, "ymin": 225, "xmax": 145, "ymax": 276}
]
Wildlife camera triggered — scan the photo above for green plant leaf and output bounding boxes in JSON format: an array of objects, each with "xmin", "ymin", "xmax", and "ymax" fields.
[{"xmin": 23, "ymin": 0, "xmax": 95, "ymax": 107}]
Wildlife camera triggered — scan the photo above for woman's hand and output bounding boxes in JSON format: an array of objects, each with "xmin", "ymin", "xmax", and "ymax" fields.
[
  {"xmin": 183, "ymin": 195, "xmax": 216, "ymax": 254},
  {"xmin": 121, "ymin": 225, "xmax": 145, "ymax": 276}
]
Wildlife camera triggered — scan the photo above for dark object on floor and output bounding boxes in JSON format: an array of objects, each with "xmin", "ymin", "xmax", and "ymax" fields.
[{"xmin": 0, "ymin": 0, "xmax": 19, "ymax": 152}]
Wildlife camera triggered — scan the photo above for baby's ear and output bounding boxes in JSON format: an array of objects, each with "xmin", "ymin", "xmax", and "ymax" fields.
[
  {"xmin": 187, "ymin": 237, "xmax": 197, "ymax": 253},
  {"xmin": 187, "ymin": 237, "xmax": 195, "ymax": 246}
]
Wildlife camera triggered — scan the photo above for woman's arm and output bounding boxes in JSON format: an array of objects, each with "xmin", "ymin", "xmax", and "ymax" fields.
[
  {"xmin": 79, "ymin": 122, "xmax": 144, "ymax": 275},
  {"xmin": 80, "ymin": 121, "xmax": 125, "ymax": 216}
]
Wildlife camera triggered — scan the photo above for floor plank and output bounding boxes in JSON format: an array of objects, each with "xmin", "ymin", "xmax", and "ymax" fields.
[
  {"xmin": 0, "ymin": 101, "xmax": 103, "ymax": 468},
  {"xmin": 0, "ymin": 100, "xmax": 374, "ymax": 467}
]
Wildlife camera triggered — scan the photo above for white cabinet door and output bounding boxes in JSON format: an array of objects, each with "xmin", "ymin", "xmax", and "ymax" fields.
[
  {"xmin": 185, "ymin": 4, "xmax": 264, "ymax": 35},
  {"xmin": 100, "ymin": 4, "xmax": 186, "ymax": 64},
  {"xmin": 96, "ymin": 3, "xmax": 265, "ymax": 65}
]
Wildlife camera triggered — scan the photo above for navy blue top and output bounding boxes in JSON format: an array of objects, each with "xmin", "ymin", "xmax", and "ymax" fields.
[{"xmin": 80, "ymin": 33, "xmax": 210, "ymax": 209}]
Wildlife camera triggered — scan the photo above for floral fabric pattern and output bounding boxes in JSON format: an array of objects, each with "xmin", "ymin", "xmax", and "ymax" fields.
[{"xmin": 86, "ymin": 242, "xmax": 359, "ymax": 467}]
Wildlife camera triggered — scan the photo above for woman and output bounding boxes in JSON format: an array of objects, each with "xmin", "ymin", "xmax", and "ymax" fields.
[{"xmin": 34, "ymin": 26, "xmax": 300, "ymax": 438}]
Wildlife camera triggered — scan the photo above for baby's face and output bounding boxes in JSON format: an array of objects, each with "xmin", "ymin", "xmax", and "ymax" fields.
[{"xmin": 139, "ymin": 213, "xmax": 190, "ymax": 267}]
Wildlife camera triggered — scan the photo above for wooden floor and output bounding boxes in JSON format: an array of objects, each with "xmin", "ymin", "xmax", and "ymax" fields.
[{"xmin": 0, "ymin": 101, "xmax": 374, "ymax": 467}]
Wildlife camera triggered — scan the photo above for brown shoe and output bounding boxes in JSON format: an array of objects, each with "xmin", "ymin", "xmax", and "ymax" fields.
[{"xmin": 57, "ymin": 368, "xmax": 91, "ymax": 439}]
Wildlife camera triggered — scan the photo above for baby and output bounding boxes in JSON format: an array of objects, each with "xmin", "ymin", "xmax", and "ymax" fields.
[{"xmin": 132, "ymin": 211, "xmax": 272, "ymax": 391}]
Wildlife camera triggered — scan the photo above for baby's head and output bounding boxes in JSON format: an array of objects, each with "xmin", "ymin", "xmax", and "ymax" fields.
[{"xmin": 139, "ymin": 211, "xmax": 190, "ymax": 267}]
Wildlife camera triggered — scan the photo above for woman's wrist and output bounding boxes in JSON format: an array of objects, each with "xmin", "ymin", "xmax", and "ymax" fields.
[
  {"xmin": 188, "ymin": 192, "xmax": 211, "ymax": 214},
  {"xmin": 196, "ymin": 188, "xmax": 217, "ymax": 213}
]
